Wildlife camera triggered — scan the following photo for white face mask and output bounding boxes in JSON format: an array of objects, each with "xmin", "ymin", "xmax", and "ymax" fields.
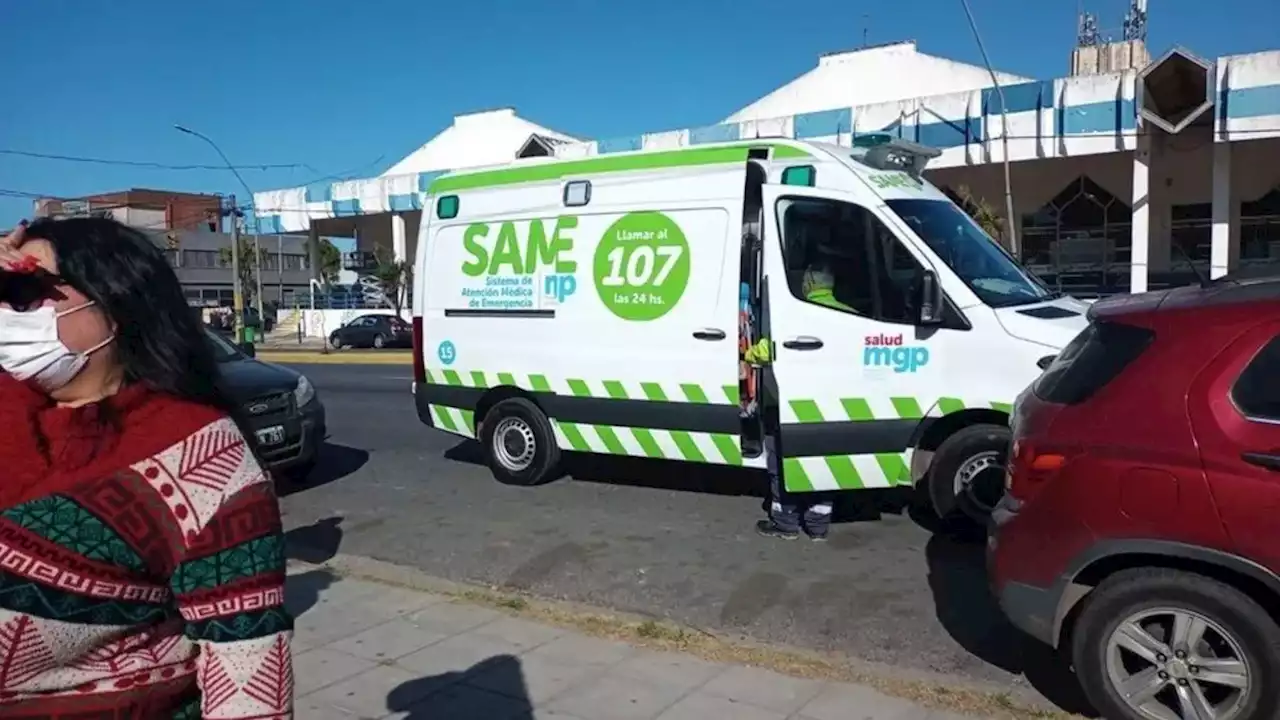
[{"xmin": 0, "ymin": 302, "xmax": 114, "ymax": 392}]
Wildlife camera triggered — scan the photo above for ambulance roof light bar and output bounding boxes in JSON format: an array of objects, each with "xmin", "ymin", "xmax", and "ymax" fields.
[{"xmin": 850, "ymin": 133, "xmax": 942, "ymax": 177}]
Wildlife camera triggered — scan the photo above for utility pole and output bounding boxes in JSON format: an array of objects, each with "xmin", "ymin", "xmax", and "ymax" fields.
[
  {"xmin": 959, "ymin": 0, "xmax": 1019, "ymax": 258},
  {"xmin": 227, "ymin": 194, "xmax": 245, "ymax": 345},
  {"xmin": 277, "ymin": 233, "xmax": 284, "ymax": 304},
  {"xmin": 174, "ymin": 124, "xmax": 264, "ymax": 341}
]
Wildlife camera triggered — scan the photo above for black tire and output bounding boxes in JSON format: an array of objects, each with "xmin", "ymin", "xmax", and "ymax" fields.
[
  {"xmin": 1071, "ymin": 567, "xmax": 1280, "ymax": 720},
  {"xmin": 479, "ymin": 398, "xmax": 561, "ymax": 486},
  {"xmin": 329, "ymin": 335, "xmax": 344, "ymax": 350},
  {"xmin": 926, "ymin": 423, "xmax": 1010, "ymax": 525},
  {"xmin": 372, "ymin": 333, "xmax": 385, "ymax": 349}
]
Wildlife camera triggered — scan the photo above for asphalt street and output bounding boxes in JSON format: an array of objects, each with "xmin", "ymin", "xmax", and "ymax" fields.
[{"xmin": 276, "ymin": 363, "xmax": 1092, "ymax": 714}]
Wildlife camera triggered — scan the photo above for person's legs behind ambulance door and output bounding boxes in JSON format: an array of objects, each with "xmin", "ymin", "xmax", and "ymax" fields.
[{"xmin": 757, "ymin": 436, "xmax": 832, "ymax": 541}]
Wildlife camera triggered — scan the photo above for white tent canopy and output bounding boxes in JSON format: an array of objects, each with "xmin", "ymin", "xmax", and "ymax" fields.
[{"xmin": 725, "ymin": 41, "xmax": 1031, "ymax": 123}]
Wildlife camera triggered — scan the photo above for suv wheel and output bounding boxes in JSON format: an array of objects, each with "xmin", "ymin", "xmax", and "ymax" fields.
[
  {"xmin": 479, "ymin": 398, "xmax": 562, "ymax": 486},
  {"xmin": 1072, "ymin": 567, "xmax": 1279, "ymax": 720},
  {"xmin": 926, "ymin": 423, "xmax": 1010, "ymax": 526},
  {"xmin": 329, "ymin": 335, "xmax": 344, "ymax": 350}
]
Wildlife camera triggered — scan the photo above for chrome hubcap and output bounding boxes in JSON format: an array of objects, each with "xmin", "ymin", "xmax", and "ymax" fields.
[
  {"xmin": 492, "ymin": 417, "xmax": 536, "ymax": 472},
  {"xmin": 1106, "ymin": 607, "xmax": 1251, "ymax": 720},
  {"xmin": 952, "ymin": 450, "xmax": 1004, "ymax": 515}
]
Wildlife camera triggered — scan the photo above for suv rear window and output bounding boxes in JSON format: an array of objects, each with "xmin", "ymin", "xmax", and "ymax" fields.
[
  {"xmin": 1034, "ymin": 321, "xmax": 1154, "ymax": 405},
  {"xmin": 1232, "ymin": 334, "xmax": 1280, "ymax": 421}
]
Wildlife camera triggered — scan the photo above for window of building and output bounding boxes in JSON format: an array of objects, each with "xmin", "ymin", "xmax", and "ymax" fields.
[
  {"xmin": 183, "ymin": 250, "xmax": 221, "ymax": 268},
  {"xmin": 776, "ymin": 197, "xmax": 924, "ymax": 325},
  {"xmin": 1020, "ymin": 176, "xmax": 1133, "ymax": 294}
]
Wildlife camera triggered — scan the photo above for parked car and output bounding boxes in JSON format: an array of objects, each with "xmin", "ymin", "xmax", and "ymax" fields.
[
  {"xmin": 328, "ymin": 313, "xmax": 411, "ymax": 349},
  {"xmin": 207, "ymin": 328, "xmax": 327, "ymax": 480},
  {"xmin": 988, "ymin": 277, "xmax": 1280, "ymax": 720}
]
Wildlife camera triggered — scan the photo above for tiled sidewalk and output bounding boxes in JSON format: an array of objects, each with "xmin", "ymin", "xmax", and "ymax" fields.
[{"xmin": 287, "ymin": 566, "xmax": 975, "ymax": 720}]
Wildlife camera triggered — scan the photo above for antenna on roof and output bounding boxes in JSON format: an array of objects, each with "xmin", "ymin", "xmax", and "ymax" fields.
[{"xmin": 862, "ymin": 15, "xmax": 870, "ymax": 48}]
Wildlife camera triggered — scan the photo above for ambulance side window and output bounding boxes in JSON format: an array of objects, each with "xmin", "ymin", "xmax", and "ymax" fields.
[{"xmin": 777, "ymin": 197, "xmax": 924, "ymax": 325}]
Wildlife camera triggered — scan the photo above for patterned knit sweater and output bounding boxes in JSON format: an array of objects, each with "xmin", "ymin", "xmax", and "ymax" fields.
[{"xmin": 0, "ymin": 376, "xmax": 294, "ymax": 719}]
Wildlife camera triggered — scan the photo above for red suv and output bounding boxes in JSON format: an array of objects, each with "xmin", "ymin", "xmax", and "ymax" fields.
[{"xmin": 989, "ymin": 277, "xmax": 1280, "ymax": 720}]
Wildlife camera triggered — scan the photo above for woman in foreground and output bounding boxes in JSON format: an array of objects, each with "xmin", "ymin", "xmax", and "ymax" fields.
[{"xmin": 0, "ymin": 218, "xmax": 293, "ymax": 718}]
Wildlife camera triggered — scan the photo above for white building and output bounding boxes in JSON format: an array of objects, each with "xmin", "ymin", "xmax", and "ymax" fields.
[{"xmin": 253, "ymin": 38, "xmax": 1280, "ymax": 296}]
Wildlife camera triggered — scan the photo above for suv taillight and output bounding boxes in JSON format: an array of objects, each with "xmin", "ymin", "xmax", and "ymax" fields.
[
  {"xmin": 411, "ymin": 316, "xmax": 425, "ymax": 384},
  {"xmin": 1007, "ymin": 438, "xmax": 1081, "ymax": 502}
]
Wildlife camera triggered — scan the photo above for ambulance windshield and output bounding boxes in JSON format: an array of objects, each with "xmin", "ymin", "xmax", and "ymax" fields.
[{"xmin": 886, "ymin": 199, "xmax": 1055, "ymax": 308}]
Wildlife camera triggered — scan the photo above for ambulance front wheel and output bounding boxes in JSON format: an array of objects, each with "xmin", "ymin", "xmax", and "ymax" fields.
[
  {"xmin": 480, "ymin": 398, "xmax": 562, "ymax": 486},
  {"xmin": 927, "ymin": 423, "xmax": 1011, "ymax": 526}
]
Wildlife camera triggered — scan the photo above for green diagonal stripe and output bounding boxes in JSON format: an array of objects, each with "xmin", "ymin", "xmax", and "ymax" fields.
[
  {"xmin": 557, "ymin": 422, "xmax": 590, "ymax": 451},
  {"xmin": 680, "ymin": 384, "xmax": 709, "ymax": 404},
  {"xmin": 669, "ymin": 431, "xmax": 706, "ymax": 462},
  {"xmin": 991, "ymin": 401, "xmax": 1013, "ymax": 413},
  {"xmin": 790, "ymin": 399, "xmax": 825, "ymax": 423},
  {"xmin": 529, "ymin": 374, "xmax": 552, "ymax": 392},
  {"xmin": 640, "ymin": 382, "xmax": 668, "ymax": 401},
  {"xmin": 629, "ymin": 428, "xmax": 664, "ymax": 458},
  {"xmin": 876, "ymin": 453, "xmax": 910, "ymax": 485},
  {"xmin": 470, "ymin": 371, "xmax": 488, "ymax": 388},
  {"xmin": 441, "ymin": 369, "xmax": 463, "ymax": 387},
  {"xmin": 710, "ymin": 434, "xmax": 743, "ymax": 465},
  {"xmin": 783, "ymin": 458, "xmax": 813, "ymax": 492},
  {"xmin": 459, "ymin": 410, "xmax": 477, "ymax": 436},
  {"xmin": 937, "ymin": 397, "xmax": 966, "ymax": 415},
  {"xmin": 497, "ymin": 372, "xmax": 517, "ymax": 387},
  {"xmin": 602, "ymin": 381, "xmax": 629, "ymax": 399},
  {"xmin": 840, "ymin": 397, "xmax": 875, "ymax": 421},
  {"xmin": 567, "ymin": 379, "xmax": 593, "ymax": 397},
  {"xmin": 592, "ymin": 425, "xmax": 628, "ymax": 455},
  {"xmin": 433, "ymin": 405, "xmax": 459, "ymax": 432},
  {"xmin": 825, "ymin": 456, "xmax": 864, "ymax": 489},
  {"xmin": 424, "ymin": 369, "xmax": 435, "ymax": 383},
  {"xmin": 890, "ymin": 397, "xmax": 924, "ymax": 419},
  {"xmin": 723, "ymin": 385, "xmax": 740, "ymax": 404}
]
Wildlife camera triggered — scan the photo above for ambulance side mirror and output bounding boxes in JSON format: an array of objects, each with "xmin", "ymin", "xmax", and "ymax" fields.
[{"xmin": 918, "ymin": 269, "xmax": 944, "ymax": 326}]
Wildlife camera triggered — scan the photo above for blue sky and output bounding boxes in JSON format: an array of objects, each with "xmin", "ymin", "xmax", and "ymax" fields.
[{"xmin": 2, "ymin": 0, "xmax": 1277, "ymax": 227}]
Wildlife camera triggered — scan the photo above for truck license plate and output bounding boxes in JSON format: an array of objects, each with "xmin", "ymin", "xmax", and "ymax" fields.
[{"xmin": 255, "ymin": 425, "xmax": 285, "ymax": 446}]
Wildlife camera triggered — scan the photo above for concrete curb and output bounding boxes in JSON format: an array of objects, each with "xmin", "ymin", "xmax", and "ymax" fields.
[{"xmin": 258, "ymin": 351, "xmax": 412, "ymax": 365}]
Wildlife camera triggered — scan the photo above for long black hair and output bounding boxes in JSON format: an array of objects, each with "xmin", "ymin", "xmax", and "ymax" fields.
[{"xmin": 24, "ymin": 217, "xmax": 239, "ymax": 419}]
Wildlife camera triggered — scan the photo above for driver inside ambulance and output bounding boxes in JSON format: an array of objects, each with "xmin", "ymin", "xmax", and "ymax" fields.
[{"xmin": 801, "ymin": 262, "xmax": 854, "ymax": 312}]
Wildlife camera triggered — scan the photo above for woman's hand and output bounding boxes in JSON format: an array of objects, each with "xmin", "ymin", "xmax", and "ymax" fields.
[{"xmin": 0, "ymin": 222, "xmax": 34, "ymax": 272}]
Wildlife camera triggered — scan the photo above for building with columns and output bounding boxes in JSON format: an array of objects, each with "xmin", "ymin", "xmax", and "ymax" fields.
[{"xmin": 253, "ymin": 38, "xmax": 1280, "ymax": 299}]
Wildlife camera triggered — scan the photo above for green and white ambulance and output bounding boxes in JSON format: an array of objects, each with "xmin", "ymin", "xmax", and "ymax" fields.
[{"xmin": 409, "ymin": 137, "xmax": 1088, "ymax": 527}]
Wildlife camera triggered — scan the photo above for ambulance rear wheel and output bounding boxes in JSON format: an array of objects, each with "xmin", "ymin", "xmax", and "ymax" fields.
[
  {"xmin": 480, "ymin": 398, "xmax": 561, "ymax": 486},
  {"xmin": 927, "ymin": 423, "xmax": 1011, "ymax": 527}
]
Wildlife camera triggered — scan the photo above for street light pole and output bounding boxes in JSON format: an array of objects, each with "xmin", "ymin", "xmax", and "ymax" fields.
[
  {"xmin": 227, "ymin": 194, "xmax": 245, "ymax": 344},
  {"xmin": 959, "ymin": 0, "xmax": 1019, "ymax": 259},
  {"xmin": 174, "ymin": 124, "xmax": 266, "ymax": 330}
]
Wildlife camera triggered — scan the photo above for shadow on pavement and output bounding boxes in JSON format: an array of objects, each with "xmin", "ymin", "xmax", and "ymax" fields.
[
  {"xmin": 277, "ymin": 442, "xmax": 369, "ymax": 497},
  {"xmin": 285, "ymin": 516, "xmax": 345, "ymax": 564},
  {"xmin": 283, "ymin": 568, "xmax": 335, "ymax": 617},
  {"xmin": 924, "ymin": 531, "xmax": 1098, "ymax": 717},
  {"xmin": 386, "ymin": 654, "xmax": 533, "ymax": 718}
]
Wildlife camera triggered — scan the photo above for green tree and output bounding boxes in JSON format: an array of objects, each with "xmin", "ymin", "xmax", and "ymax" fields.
[
  {"xmin": 218, "ymin": 239, "xmax": 267, "ymax": 309},
  {"xmin": 317, "ymin": 238, "xmax": 342, "ymax": 284},
  {"xmin": 372, "ymin": 249, "xmax": 411, "ymax": 316},
  {"xmin": 953, "ymin": 185, "xmax": 1006, "ymax": 244}
]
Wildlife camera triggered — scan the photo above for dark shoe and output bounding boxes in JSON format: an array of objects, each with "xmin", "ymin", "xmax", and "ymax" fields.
[
  {"xmin": 756, "ymin": 520, "xmax": 799, "ymax": 540},
  {"xmin": 806, "ymin": 532, "xmax": 829, "ymax": 542}
]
